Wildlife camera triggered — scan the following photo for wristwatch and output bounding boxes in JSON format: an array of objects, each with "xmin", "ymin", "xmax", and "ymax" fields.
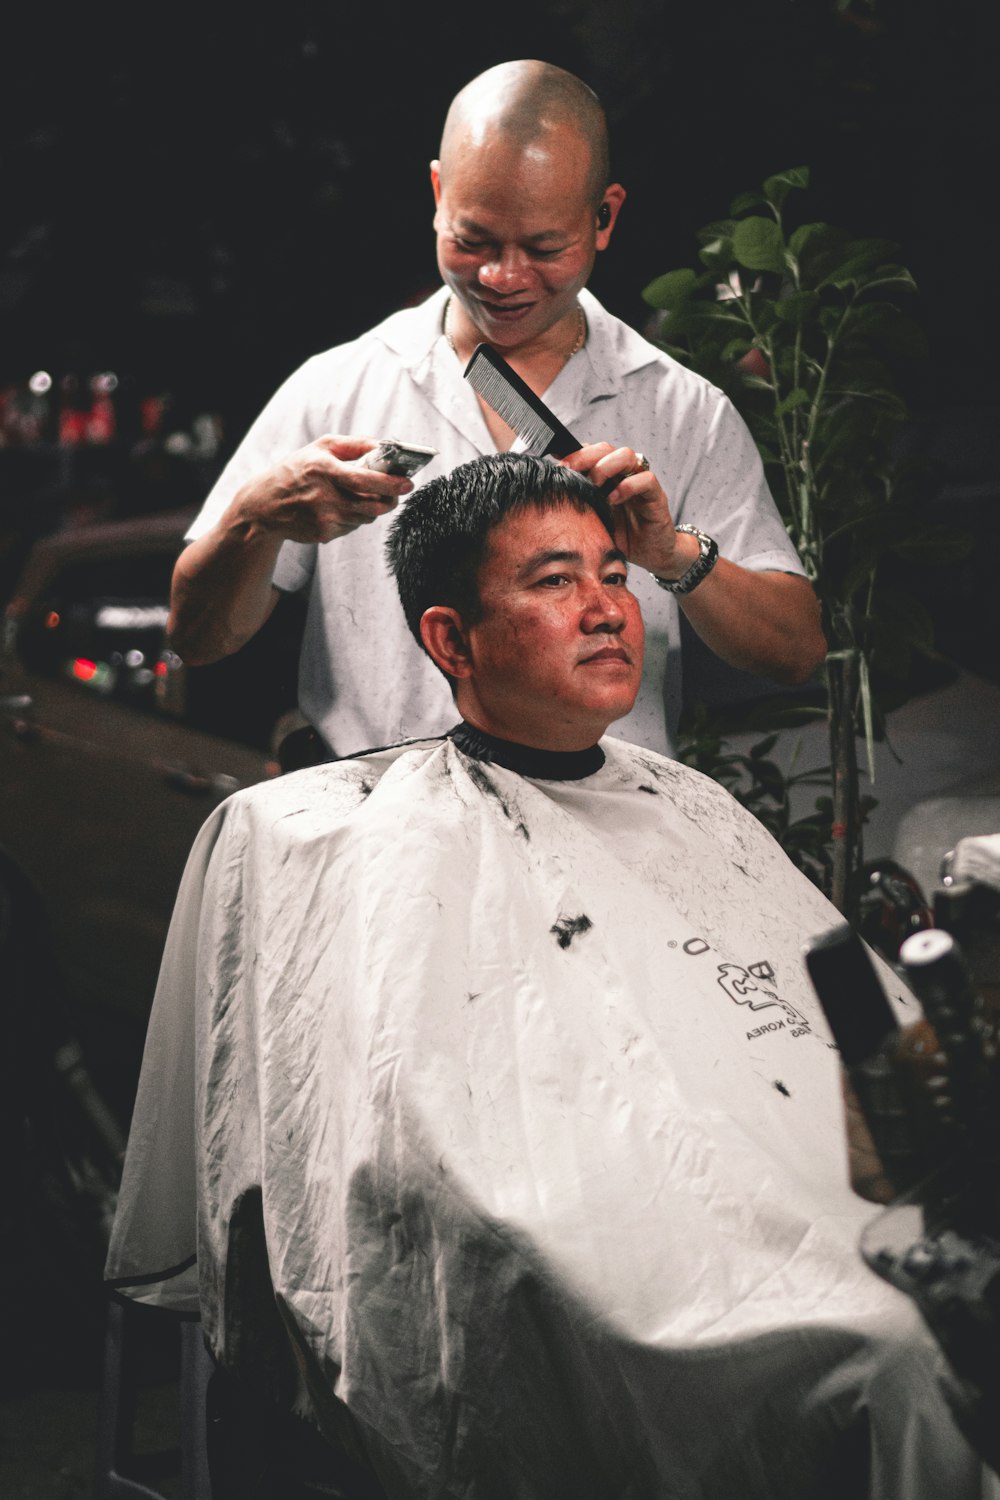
[{"xmin": 653, "ymin": 525, "xmax": 719, "ymax": 595}]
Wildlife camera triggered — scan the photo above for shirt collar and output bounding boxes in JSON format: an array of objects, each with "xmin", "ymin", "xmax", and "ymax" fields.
[
  {"xmin": 370, "ymin": 285, "xmax": 661, "ymax": 453},
  {"xmin": 448, "ymin": 721, "xmax": 605, "ymax": 781},
  {"xmin": 374, "ymin": 287, "xmax": 659, "ymax": 388},
  {"xmin": 375, "ymin": 286, "xmax": 451, "ymax": 376}
]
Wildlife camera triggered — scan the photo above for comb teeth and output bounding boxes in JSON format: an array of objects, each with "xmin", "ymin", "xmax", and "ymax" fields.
[
  {"xmin": 463, "ymin": 345, "xmax": 583, "ymax": 458},
  {"xmin": 464, "ymin": 354, "xmax": 557, "ymax": 455}
]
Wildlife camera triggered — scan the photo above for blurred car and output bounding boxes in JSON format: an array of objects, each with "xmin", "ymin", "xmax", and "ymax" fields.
[{"xmin": 0, "ymin": 508, "xmax": 303, "ymax": 1125}]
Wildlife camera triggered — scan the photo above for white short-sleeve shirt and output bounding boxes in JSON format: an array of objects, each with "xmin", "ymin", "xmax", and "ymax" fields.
[{"xmin": 188, "ymin": 288, "xmax": 804, "ymax": 758}]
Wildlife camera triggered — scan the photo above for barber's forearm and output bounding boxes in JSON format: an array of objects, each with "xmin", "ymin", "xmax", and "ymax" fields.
[
  {"xmin": 675, "ymin": 563, "xmax": 826, "ymax": 684},
  {"xmin": 168, "ymin": 514, "xmax": 284, "ymax": 665}
]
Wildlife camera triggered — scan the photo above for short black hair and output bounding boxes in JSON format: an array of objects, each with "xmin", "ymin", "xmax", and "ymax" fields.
[{"xmin": 386, "ymin": 452, "xmax": 615, "ymax": 647}]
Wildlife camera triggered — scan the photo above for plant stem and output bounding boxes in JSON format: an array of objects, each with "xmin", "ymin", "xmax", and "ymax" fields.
[{"xmin": 827, "ymin": 645, "xmax": 862, "ymax": 917}]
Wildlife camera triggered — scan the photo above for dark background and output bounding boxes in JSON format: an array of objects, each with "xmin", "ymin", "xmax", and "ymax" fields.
[
  {"xmin": 1, "ymin": 5, "xmax": 998, "ymax": 1487},
  {"xmin": 4, "ymin": 0, "xmax": 998, "ymax": 693},
  {"xmin": 2, "ymin": 0, "xmax": 996, "ymax": 442}
]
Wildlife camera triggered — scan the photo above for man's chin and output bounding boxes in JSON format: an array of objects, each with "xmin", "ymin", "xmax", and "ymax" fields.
[
  {"xmin": 584, "ymin": 680, "xmax": 641, "ymax": 722},
  {"xmin": 598, "ymin": 698, "xmax": 639, "ymax": 731}
]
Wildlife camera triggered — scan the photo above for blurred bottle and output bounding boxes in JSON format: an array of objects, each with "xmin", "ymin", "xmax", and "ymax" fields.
[
  {"xmin": 58, "ymin": 374, "xmax": 88, "ymax": 446},
  {"xmin": 58, "ymin": 372, "xmax": 119, "ymax": 446},
  {"xmin": 0, "ymin": 372, "xmax": 54, "ymax": 446},
  {"xmin": 84, "ymin": 374, "xmax": 118, "ymax": 445}
]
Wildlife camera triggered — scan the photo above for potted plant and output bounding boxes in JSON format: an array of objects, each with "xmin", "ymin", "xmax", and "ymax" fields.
[{"xmin": 643, "ymin": 166, "xmax": 967, "ymax": 917}]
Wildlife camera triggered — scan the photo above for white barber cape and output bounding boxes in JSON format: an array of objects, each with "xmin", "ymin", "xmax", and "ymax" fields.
[{"xmin": 106, "ymin": 734, "xmax": 996, "ymax": 1499}]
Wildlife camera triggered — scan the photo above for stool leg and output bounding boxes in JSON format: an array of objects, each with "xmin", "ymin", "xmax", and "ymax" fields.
[
  {"xmin": 94, "ymin": 1297, "xmax": 170, "ymax": 1500},
  {"xmin": 180, "ymin": 1319, "xmax": 214, "ymax": 1500}
]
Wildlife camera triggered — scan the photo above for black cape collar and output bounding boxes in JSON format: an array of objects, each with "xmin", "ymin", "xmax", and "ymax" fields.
[{"xmin": 448, "ymin": 722, "xmax": 604, "ymax": 782}]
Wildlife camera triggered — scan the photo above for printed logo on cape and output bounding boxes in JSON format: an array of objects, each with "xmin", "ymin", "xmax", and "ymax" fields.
[{"xmin": 676, "ymin": 938, "xmax": 815, "ymax": 1041}]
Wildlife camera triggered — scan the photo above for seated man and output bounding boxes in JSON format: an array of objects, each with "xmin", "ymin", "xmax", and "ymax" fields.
[{"xmin": 107, "ymin": 454, "xmax": 996, "ymax": 1499}]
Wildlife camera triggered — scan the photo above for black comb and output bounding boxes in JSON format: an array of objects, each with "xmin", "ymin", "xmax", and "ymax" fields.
[{"xmin": 464, "ymin": 345, "xmax": 581, "ymax": 458}]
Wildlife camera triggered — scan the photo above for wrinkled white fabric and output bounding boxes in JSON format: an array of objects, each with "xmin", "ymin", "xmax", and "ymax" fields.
[{"xmin": 107, "ymin": 738, "xmax": 997, "ymax": 1498}]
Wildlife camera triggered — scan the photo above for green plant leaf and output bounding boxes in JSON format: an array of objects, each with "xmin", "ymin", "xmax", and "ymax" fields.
[
  {"xmin": 690, "ymin": 302, "xmax": 751, "ymax": 326},
  {"xmin": 697, "ymin": 219, "xmax": 738, "ymax": 243},
  {"xmin": 843, "ymin": 237, "xmax": 901, "ymax": 266},
  {"xmin": 653, "ymin": 303, "xmax": 733, "ymax": 346},
  {"xmin": 819, "ymin": 304, "xmax": 849, "ymax": 337},
  {"xmin": 642, "ymin": 268, "xmax": 698, "ymax": 310},
  {"xmin": 775, "ymin": 387, "xmax": 811, "ymax": 417},
  {"xmin": 730, "ymin": 190, "xmax": 767, "ymax": 215},
  {"xmin": 773, "ymin": 344, "xmax": 808, "ymax": 383},
  {"xmin": 762, "ymin": 166, "xmax": 810, "ymax": 210},
  {"xmin": 774, "ymin": 290, "xmax": 820, "ymax": 324},
  {"xmin": 789, "ymin": 222, "xmax": 835, "ymax": 256},
  {"xmin": 856, "ymin": 267, "xmax": 918, "ymax": 296},
  {"xmin": 750, "ymin": 301, "xmax": 780, "ymax": 335},
  {"xmin": 717, "ymin": 338, "xmax": 752, "ymax": 363},
  {"xmin": 821, "ymin": 254, "xmax": 915, "ymax": 293},
  {"xmin": 838, "ymin": 304, "xmax": 929, "ymax": 364},
  {"xmin": 733, "ymin": 217, "xmax": 786, "ymax": 273},
  {"xmin": 827, "ymin": 355, "xmax": 896, "ymax": 395},
  {"xmin": 698, "ymin": 236, "xmax": 736, "ymax": 270},
  {"xmin": 826, "ymin": 386, "xmax": 908, "ymax": 419}
]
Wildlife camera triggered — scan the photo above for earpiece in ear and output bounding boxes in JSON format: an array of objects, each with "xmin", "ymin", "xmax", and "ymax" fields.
[{"xmin": 597, "ymin": 202, "xmax": 612, "ymax": 230}]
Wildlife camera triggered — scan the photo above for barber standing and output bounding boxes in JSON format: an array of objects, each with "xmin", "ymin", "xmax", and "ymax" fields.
[{"xmin": 168, "ymin": 58, "xmax": 825, "ymax": 760}]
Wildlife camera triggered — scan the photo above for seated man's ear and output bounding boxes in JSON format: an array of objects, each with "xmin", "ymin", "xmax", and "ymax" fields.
[{"xmin": 420, "ymin": 606, "xmax": 474, "ymax": 679}]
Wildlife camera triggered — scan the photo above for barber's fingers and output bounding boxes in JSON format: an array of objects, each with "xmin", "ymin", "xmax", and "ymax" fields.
[
  {"xmin": 584, "ymin": 446, "xmax": 655, "ymax": 496},
  {"xmin": 560, "ymin": 443, "xmax": 662, "ymax": 500},
  {"xmin": 310, "ymin": 487, "xmax": 403, "ymax": 544},
  {"xmin": 567, "ymin": 447, "xmax": 679, "ymax": 575},
  {"xmin": 317, "ymin": 440, "xmax": 414, "ymax": 504},
  {"xmin": 284, "ymin": 439, "xmax": 412, "ymax": 540},
  {"xmin": 314, "ymin": 433, "xmax": 382, "ymax": 463},
  {"xmin": 250, "ymin": 440, "xmax": 407, "ymax": 544},
  {"xmin": 559, "ymin": 441, "xmax": 616, "ymax": 474}
]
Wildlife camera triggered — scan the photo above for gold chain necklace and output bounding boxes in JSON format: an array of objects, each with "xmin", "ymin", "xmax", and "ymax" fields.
[{"xmin": 443, "ymin": 298, "xmax": 586, "ymax": 364}]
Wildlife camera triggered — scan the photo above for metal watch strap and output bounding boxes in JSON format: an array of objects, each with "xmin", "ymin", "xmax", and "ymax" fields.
[{"xmin": 653, "ymin": 525, "xmax": 719, "ymax": 595}]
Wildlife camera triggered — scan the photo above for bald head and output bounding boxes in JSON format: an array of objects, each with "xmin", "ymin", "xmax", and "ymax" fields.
[{"xmin": 440, "ymin": 60, "xmax": 610, "ymax": 209}]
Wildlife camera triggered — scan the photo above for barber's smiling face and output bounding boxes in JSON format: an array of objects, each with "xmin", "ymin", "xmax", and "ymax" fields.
[
  {"xmin": 431, "ymin": 126, "xmax": 617, "ymax": 356},
  {"xmin": 462, "ymin": 503, "xmax": 644, "ymax": 750}
]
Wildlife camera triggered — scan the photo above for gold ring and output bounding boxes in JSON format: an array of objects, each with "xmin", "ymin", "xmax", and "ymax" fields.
[{"xmin": 631, "ymin": 452, "xmax": 650, "ymax": 475}]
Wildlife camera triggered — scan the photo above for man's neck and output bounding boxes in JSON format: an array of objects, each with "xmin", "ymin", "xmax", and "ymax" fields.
[
  {"xmin": 444, "ymin": 297, "xmax": 586, "ymax": 393},
  {"xmin": 444, "ymin": 296, "xmax": 586, "ymax": 452}
]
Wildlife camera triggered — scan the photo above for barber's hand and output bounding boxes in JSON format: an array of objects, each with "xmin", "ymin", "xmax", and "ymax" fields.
[
  {"xmin": 232, "ymin": 435, "xmax": 413, "ymax": 545},
  {"xmin": 560, "ymin": 442, "xmax": 699, "ymax": 583}
]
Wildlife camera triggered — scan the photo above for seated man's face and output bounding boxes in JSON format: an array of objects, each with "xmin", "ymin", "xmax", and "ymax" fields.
[{"xmin": 458, "ymin": 502, "xmax": 644, "ymax": 750}]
